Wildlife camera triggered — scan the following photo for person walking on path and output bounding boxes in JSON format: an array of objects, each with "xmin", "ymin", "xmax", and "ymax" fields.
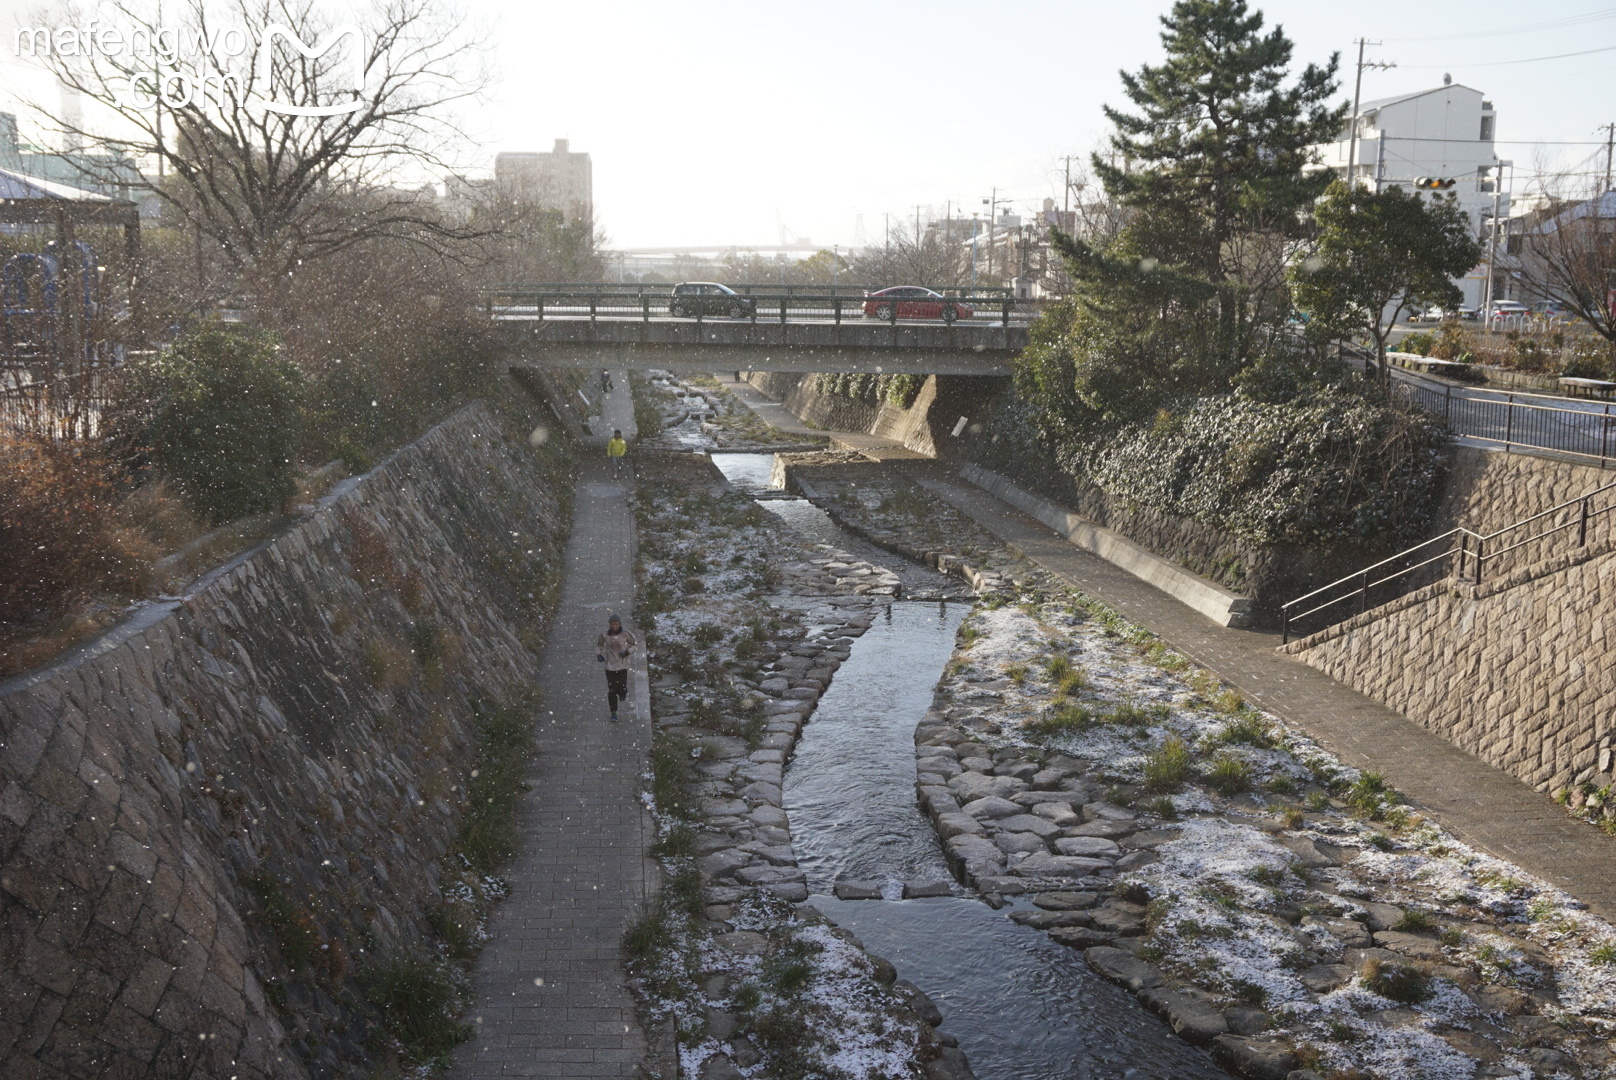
[
  {"xmin": 606, "ymin": 428, "xmax": 629, "ymax": 480},
  {"xmin": 596, "ymin": 613, "xmax": 637, "ymax": 721}
]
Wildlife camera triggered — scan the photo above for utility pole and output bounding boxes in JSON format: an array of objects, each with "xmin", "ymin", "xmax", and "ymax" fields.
[
  {"xmin": 1346, "ymin": 39, "xmax": 1395, "ymax": 190},
  {"xmin": 1374, "ymin": 133, "xmax": 1387, "ymax": 193},
  {"xmin": 1482, "ymin": 160, "xmax": 1512, "ymax": 316},
  {"xmin": 1060, "ymin": 155, "xmax": 1077, "ymax": 217},
  {"xmin": 1602, "ymin": 123, "xmax": 1615, "ymax": 193}
]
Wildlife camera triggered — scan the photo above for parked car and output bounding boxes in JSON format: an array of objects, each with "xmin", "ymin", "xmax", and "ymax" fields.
[
  {"xmin": 862, "ymin": 286, "xmax": 973, "ymax": 323},
  {"xmin": 1532, "ymin": 300, "xmax": 1571, "ymax": 317},
  {"xmin": 669, "ymin": 282, "xmax": 757, "ymax": 318},
  {"xmin": 1412, "ymin": 306, "xmax": 1475, "ymax": 322},
  {"xmin": 1480, "ymin": 300, "xmax": 1530, "ymax": 320}
]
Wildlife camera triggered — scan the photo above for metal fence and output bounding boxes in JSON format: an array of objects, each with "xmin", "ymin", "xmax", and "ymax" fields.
[
  {"xmin": 1, "ymin": 351, "xmax": 122, "ymax": 441},
  {"xmin": 1281, "ymin": 477, "xmax": 1616, "ymax": 642},
  {"xmin": 1392, "ymin": 370, "xmax": 1616, "ymax": 467},
  {"xmin": 483, "ymin": 286, "xmax": 1036, "ymax": 328}
]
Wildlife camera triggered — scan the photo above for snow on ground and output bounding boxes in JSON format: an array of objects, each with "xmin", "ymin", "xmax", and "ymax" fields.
[{"xmin": 943, "ymin": 590, "xmax": 1616, "ymax": 1080}]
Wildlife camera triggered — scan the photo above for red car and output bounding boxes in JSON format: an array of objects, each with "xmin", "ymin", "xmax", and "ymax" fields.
[{"xmin": 862, "ymin": 286, "xmax": 973, "ymax": 324}]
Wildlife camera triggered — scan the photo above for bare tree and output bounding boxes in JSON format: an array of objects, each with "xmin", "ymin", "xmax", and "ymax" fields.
[
  {"xmin": 1513, "ymin": 179, "xmax": 1616, "ymax": 348},
  {"xmin": 23, "ymin": 0, "xmax": 490, "ymax": 323}
]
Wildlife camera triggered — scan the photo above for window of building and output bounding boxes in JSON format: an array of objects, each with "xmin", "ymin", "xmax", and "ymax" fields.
[{"xmin": 1480, "ymin": 116, "xmax": 1494, "ymax": 141}]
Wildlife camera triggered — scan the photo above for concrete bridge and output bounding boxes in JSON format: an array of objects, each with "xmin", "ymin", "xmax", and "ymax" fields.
[{"xmin": 488, "ymin": 283, "xmax": 1031, "ymax": 374}]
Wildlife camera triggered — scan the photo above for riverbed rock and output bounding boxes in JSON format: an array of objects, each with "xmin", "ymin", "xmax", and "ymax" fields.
[
  {"xmin": 1054, "ymin": 836, "xmax": 1121, "ymax": 857},
  {"xmin": 1211, "ymin": 1036, "xmax": 1297, "ymax": 1080},
  {"xmin": 1062, "ymin": 819, "xmax": 1135, "ymax": 838},
  {"xmin": 973, "ymin": 876, "xmax": 1029, "ymax": 895},
  {"xmin": 1012, "ymin": 790, "xmax": 1084, "ymax": 807},
  {"xmin": 935, "ymin": 813, "xmax": 987, "ymax": 839},
  {"xmin": 1140, "ymin": 987, "xmax": 1229, "ymax": 1044},
  {"xmin": 1030, "ymin": 802, "xmax": 1082, "ymax": 827},
  {"xmin": 894, "ymin": 980, "xmax": 945, "ymax": 1027},
  {"xmin": 1277, "ymin": 835, "xmax": 1355, "ymax": 867},
  {"xmin": 946, "ymin": 834, "xmax": 1005, "ymax": 866},
  {"xmin": 698, "ymin": 850, "xmax": 751, "ymax": 880},
  {"xmin": 1084, "ymin": 946, "xmax": 1166, "ymax": 991},
  {"xmin": 758, "ymin": 677, "xmax": 790, "ymax": 694},
  {"xmin": 729, "ymin": 1037, "xmax": 762, "ymax": 1069},
  {"xmin": 1354, "ymin": 900, "xmax": 1406, "ymax": 932},
  {"xmin": 961, "ymin": 795, "xmax": 1025, "ymax": 820},
  {"xmin": 1225, "ymin": 1006, "xmax": 1271, "ymax": 1036},
  {"xmin": 1113, "ymin": 851, "xmax": 1160, "ymax": 871},
  {"xmin": 834, "ymin": 879, "xmax": 884, "ymax": 901},
  {"xmin": 993, "ymin": 831, "xmax": 1050, "ymax": 855},
  {"xmin": 922, "ymin": 1045, "xmax": 977, "ymax": 1080},
  {"xmin": 1301, "ymin": 916, "xmax": 1371, "ymax": 949},
  {"xmin": 994, "ymin": 814, "xmax": 1063, "ymax": 837},
  {"xmin": 1015, "ymin": 852, "xmax": 1110, "ymax": 878},
  {"xmin": 713, "ymin": 931, "xmax": 769, "ymax": 956},
  {"xmin": 1082, "ymin": 801, "xmax": 1136, "ymax": 822},
  {"xmin": 951, "ymin": 773, "xmax": 1027, "ymax": 803},
  {"xmin": 734, "ymin": 865, "xmax": 805, "ymax": 887},
  {"xmin": 1010, "ymin": 909, "xmax": 1094, "ymax": 930},
  {"xmin": 1372, "ymin": 930, "xmax": 1447, "ymax": 962},
  {"xmin": 1119, "ymin": 828, "xmax": 1180, "ymax": 849},
  {"xmin": 748, "ymin": 805, "xmax": 789, "ymax": 829},
  {"xmin": 1049, "ymin": 926, "xmax": 1113, "ymax": 949},
  {"xmin": 1299, "ymin": 963, "xmax": 1353, "ymax": 994},
  {"xmin": 1089, "ymin": 905, "xmax": 1147, "ymax": 936},
  {"xmin": 904, "ymin": 879, "xmax": 954, "ymax": 899},
  {"xmin": 1032, "ymin": 891, "xmax": 1100, "ymax": 910}
]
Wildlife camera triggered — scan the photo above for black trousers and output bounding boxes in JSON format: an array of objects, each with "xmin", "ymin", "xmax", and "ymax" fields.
[{"xmin": 606, "ymin": 668, "xmax": 628, "ymax": 714}]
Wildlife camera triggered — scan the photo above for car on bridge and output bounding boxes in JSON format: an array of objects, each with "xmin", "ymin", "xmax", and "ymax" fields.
[
  {"xmin": 669, "ymin": 282, "xmax": 757, "ymax": 319},
  {"xmin": 862, "ymin": 286, "xmax": 973, "ymax": 324}
]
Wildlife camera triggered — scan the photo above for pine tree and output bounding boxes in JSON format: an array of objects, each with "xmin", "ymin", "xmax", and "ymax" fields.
[{"xmin": 1043, "ymin": 0, "xmax": 1346, "ymax": 416}]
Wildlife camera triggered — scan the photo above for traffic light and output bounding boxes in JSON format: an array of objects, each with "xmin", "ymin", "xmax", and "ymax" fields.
[{"xmin": 1414, "ymin": 177, "xmax": 1457, "ymax": 190}]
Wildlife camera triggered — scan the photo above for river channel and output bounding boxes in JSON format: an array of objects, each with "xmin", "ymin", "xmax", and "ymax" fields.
[{"xmin": 709, "ymin": 453, "xmax": 1225, "ymax": 1080}]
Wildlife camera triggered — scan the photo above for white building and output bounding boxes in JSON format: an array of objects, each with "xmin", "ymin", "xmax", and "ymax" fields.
[
  {"xmin": 495, "ymin": 139, "xmax": 593, "ymax": 225},
  {"xmin": 1311, "ymin": 83, "xmax": 1503, "ymax": 306}
]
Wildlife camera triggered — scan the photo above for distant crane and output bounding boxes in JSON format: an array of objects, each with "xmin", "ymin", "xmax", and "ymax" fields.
[{"xmin": 775, "ymin": 207, "xmax": 811, "ymax": 248}]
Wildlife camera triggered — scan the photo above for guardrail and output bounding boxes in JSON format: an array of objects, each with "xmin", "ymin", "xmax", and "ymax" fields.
[
  {"xmin": 1391, "ymin": 369, "xmax": 1616, "ymax": 467},
  {"xmin": 483, "ymin": 287, "xmax": 1036, "ymax": 328},
  {"xmin": 486, "ymin": 281, "xmax": 1017, "ymax": 298},
  {"xmin": 1281, "ymin": 477, "xmax": 1616, "ymax": 643}
]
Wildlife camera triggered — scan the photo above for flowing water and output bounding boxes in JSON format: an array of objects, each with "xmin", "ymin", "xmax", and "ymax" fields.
[{"xmin": 708, "ymin": 452, "xmax": 1226, "ymax": 1080}]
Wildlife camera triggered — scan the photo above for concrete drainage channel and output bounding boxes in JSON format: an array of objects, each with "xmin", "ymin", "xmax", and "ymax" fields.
[{"xmin": 711, "ymin": 453, "xmax": 1226, "ymax": 1080}]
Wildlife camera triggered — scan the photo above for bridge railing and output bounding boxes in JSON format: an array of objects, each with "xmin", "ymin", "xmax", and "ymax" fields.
[
  {"xmin": 485, "ymin": 281, "xmax": 1016, "ymax": 298},
  {"xmin": 483, "ymin": 286, "xmax": 1038, "ymax": 328},
  {"xmin": 1280, "ymin": 477, "xmax": 1616, "ymax": 643}
]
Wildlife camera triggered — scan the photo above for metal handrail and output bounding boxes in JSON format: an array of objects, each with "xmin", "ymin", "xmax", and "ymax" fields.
[
  {"xmin": 483, "ymin": 287, "xmax": 1035, "ymax": 328},
  {"xmin": 1281, "ymin": 477, "xmax": 1616, "ymax": 643},
  {"xmin": 1389, "ymin": 368, "xmax": 1616, "ymax": 468}
]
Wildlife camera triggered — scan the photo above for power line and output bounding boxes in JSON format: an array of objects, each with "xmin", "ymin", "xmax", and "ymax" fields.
[
  {"xmin": 1379, "ymin": 136, "xmax": 1616, "ymax": 145},
  {"xmin": 1385, "ymin": 8, "xmax": 1616, "ymax": 42},
  {"xmin": 1398, "ymin": 43, "xmax": 1616, "ymax": 68}
]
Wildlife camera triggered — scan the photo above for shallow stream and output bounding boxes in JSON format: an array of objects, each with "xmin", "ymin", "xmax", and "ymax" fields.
[{"xmin": 709, "ymin": 452, "xmax": 1226, "ymax": 1080}]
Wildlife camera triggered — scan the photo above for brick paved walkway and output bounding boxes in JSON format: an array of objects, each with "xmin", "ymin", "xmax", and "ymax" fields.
[
  {"xmin": 907, "ymin": 467, "xmax": 1616, "ymax": 922},
  {"xmin": 448, "ymin": 374, "xmax": 655, "ymax": 1078}
]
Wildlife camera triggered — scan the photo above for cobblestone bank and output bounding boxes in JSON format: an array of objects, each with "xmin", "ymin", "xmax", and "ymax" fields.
[
  {"xmin": 0, "ymin": 401, "xmax": 571, "ymax": 1080},
  {"xmin": 629, "ymin": 451, "xmax": 973, "ymax": 1080},
  {"xmin": 918, "ymin": 585, "xmax": 1616, "ymax": 1080}
]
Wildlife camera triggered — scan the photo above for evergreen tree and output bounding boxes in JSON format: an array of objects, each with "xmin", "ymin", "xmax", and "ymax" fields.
[
  {"xmin": 1292, "ymin": 181, "xmax": 1482, "ymax": 370},
  {"xmin": 1039, "ymin": 0, "xmax": 1345, "ymax": 418}
]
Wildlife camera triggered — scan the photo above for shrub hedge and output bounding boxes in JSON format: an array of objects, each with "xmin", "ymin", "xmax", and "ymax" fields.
[{"xmin": 119, "ymin": 326, "xmax": 305, "ymax": 524}]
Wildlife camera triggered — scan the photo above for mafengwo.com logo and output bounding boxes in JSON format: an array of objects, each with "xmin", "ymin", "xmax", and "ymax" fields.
[{"xmin": 13, "ymin": 19, "xmax": 368, "ymax": 115}]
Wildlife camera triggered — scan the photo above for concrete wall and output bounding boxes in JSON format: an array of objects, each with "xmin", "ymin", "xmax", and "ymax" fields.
[
  {"xmin": 1434, "ymin": 446, "xmax": 1613, "ymax": 537},
  {"xmin": 0, "ymin": 403, "xmax": 570, "ymax": 1080},
  {"xmin": 742, "ymin": 372, "xmax": 1006, "ymax": 459}
]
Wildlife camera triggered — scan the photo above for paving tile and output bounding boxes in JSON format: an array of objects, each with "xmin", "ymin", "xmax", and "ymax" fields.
[{"xmin": 447, "ymin": 383, "xmax": 653, "ymax": 1080}]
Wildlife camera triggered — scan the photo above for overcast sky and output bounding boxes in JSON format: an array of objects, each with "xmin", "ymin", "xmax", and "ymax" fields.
[{"xmin": 1, "ymin": 0, "xmax": 1611, "ymax": 250}]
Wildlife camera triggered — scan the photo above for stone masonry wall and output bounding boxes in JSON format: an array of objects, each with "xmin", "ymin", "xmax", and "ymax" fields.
[
  {"xmin": 0, "ymin": 401, "xmax": 571, "ymax": 1080},
  {"xmin": 1433, "ymin": 446, "xmax": 1613, "ymax": 537},
  {"xmin": 1286, "ymin": 542, "xmax": 1616, "ymax": 794}
]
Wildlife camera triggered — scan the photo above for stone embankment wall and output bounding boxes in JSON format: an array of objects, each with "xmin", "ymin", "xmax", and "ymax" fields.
[
  {"xmin": 0, "ymin": 402, "xmax": 570, "ymax": 1080},
  {"xmin": 1286, "ymin": 542, "xmax": 1616, "ymax": 795},
  {"xmin": 1286, "ymin": 446, "xmax": 1616, "ymax": 796},
  {"xmin": 1434, "ymin": 445, "xmax": 1613, "ymax": 536}
]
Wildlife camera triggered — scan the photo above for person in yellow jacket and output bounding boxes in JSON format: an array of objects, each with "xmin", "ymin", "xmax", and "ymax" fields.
[{"xmin": 606, "ymin": 428, "xmax": 628, "ymax": 479}]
